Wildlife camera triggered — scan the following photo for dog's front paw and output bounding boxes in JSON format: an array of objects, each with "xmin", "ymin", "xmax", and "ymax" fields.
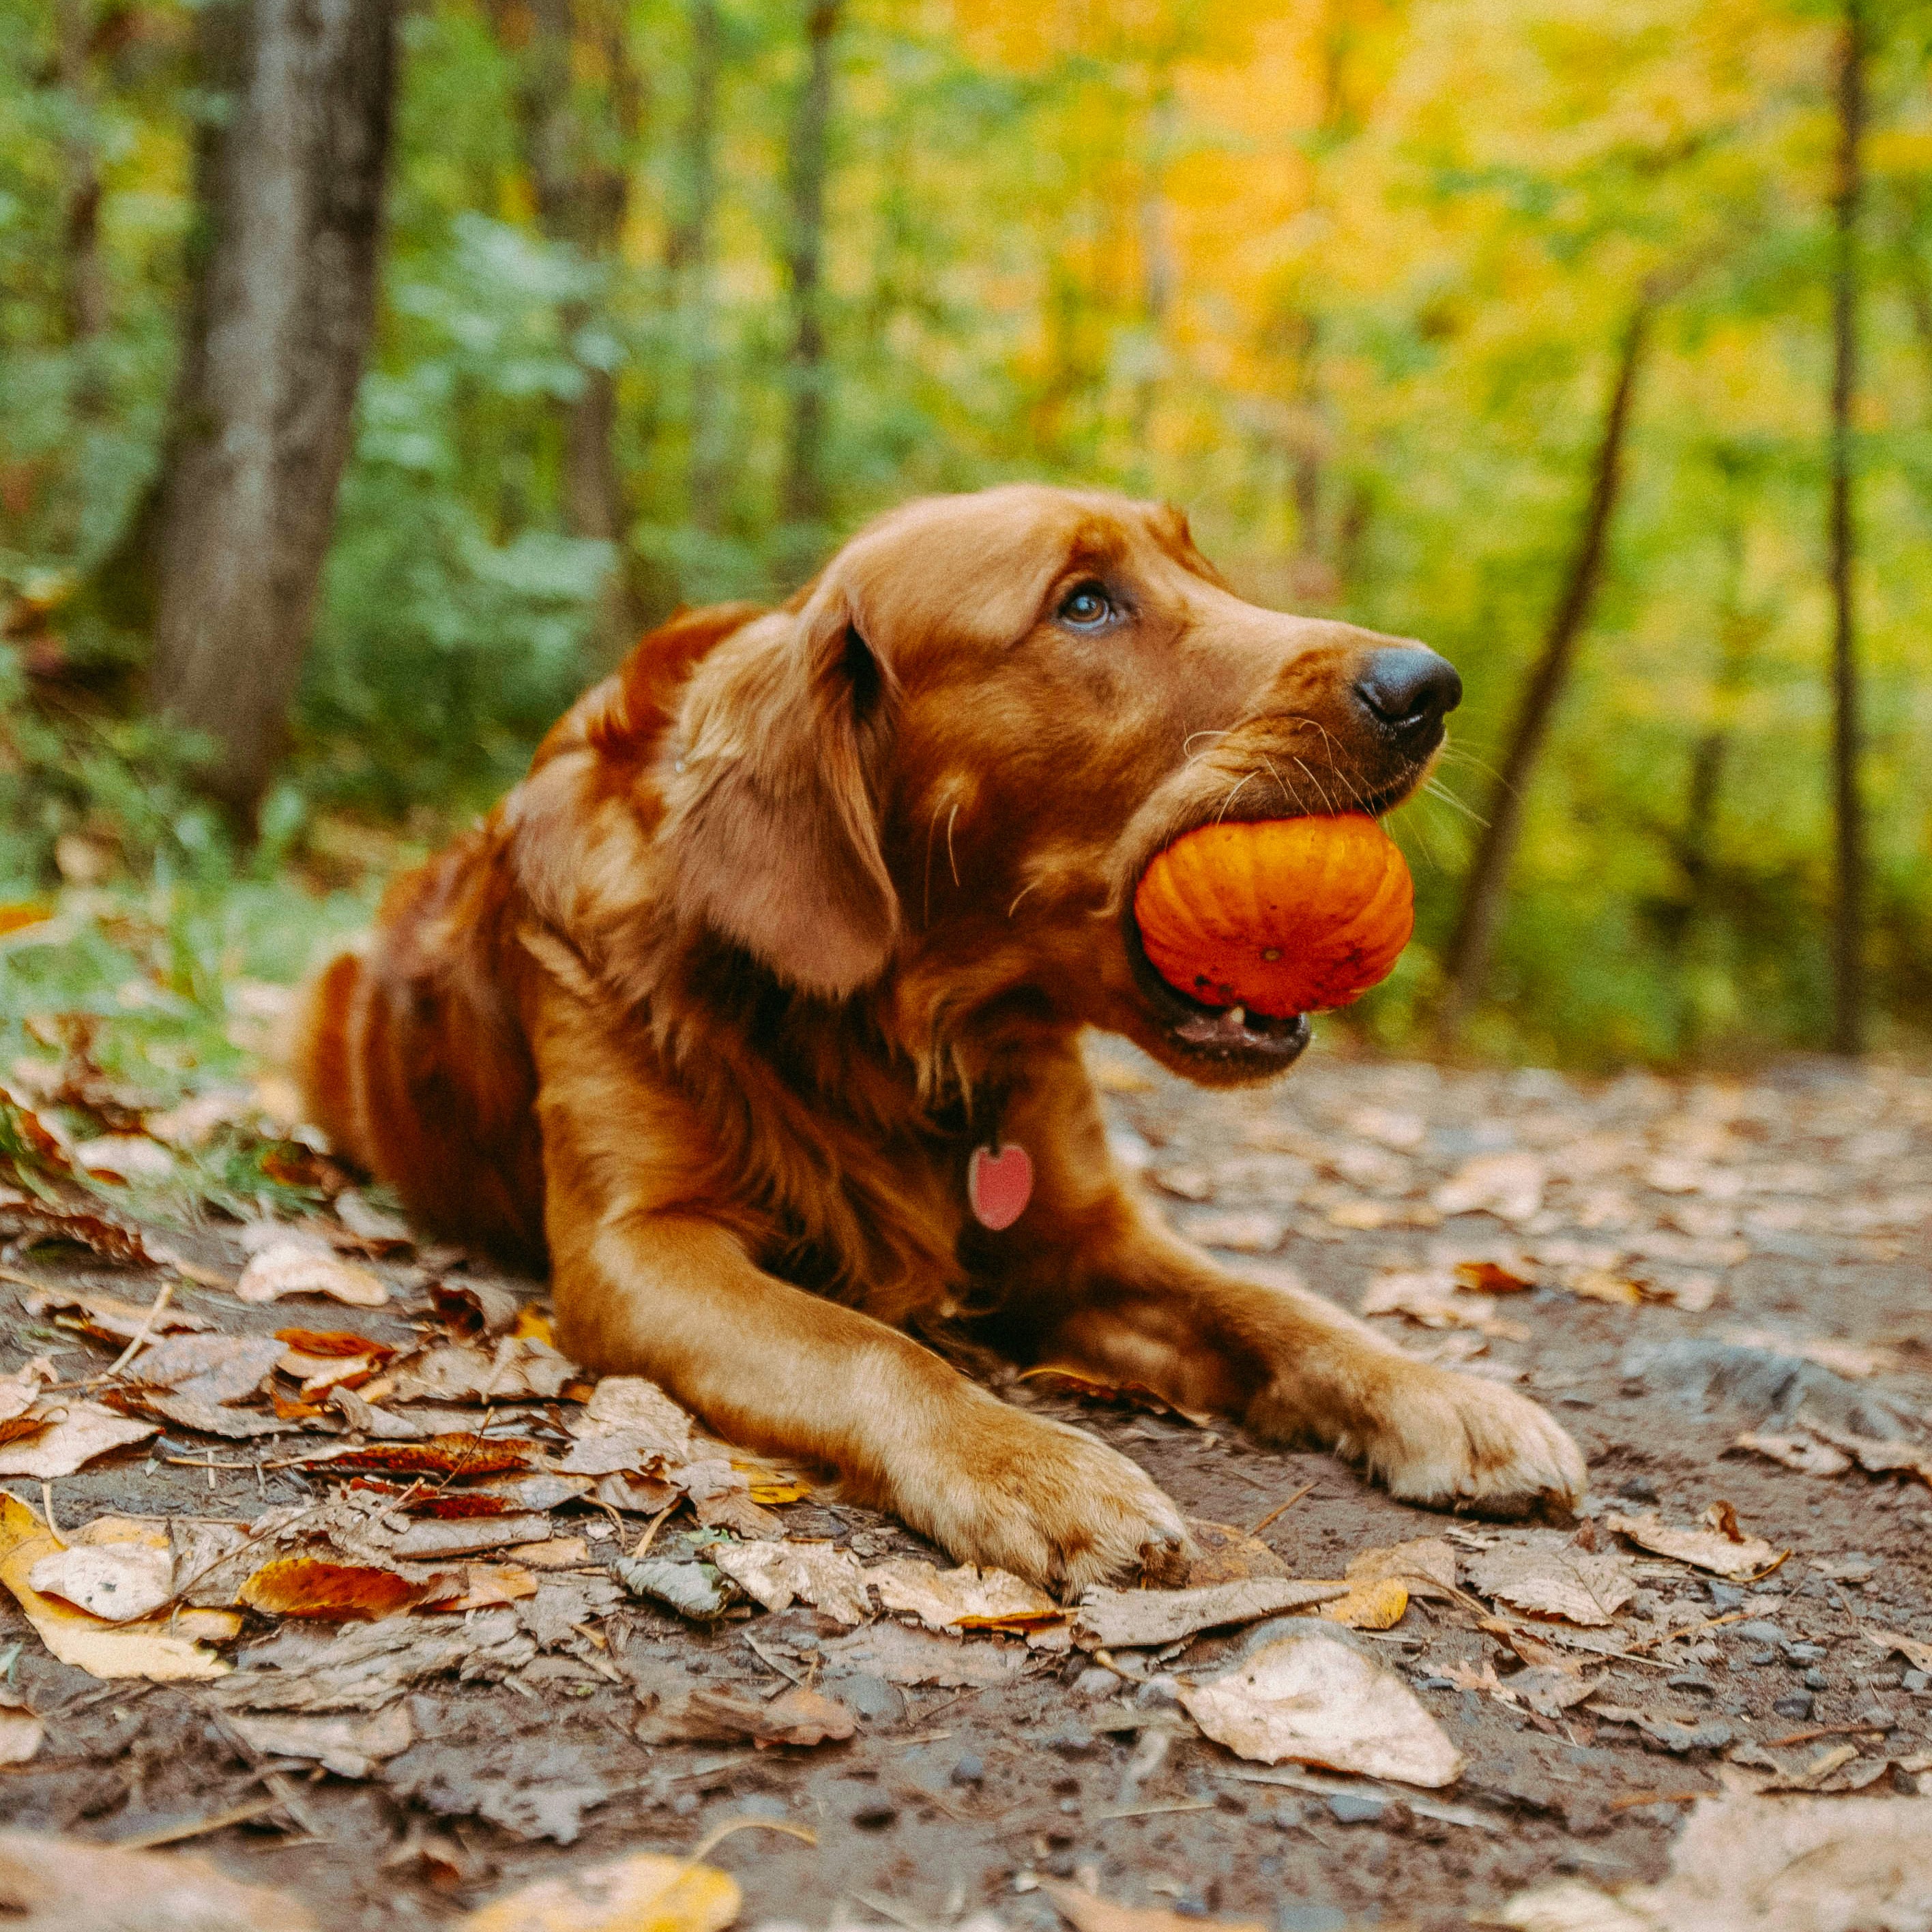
[
  {"xmin": 1330, "ymin": 1362, "xmax": 1587, "ymax": 1519},
  {"xmin": 896, "ymin": 1394, "xmax": 1193, "ymax": 1596}
]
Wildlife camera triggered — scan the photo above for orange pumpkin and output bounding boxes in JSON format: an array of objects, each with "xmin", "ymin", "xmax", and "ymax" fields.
[{"xmin": 1132, "ymin": 814, "xmax": 1414, "ymax": 1017}]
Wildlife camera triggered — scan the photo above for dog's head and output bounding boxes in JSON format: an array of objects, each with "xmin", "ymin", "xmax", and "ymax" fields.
[{"xmin": 660, "ymin": 484, "xmax": 1459, "ymax": 1083}]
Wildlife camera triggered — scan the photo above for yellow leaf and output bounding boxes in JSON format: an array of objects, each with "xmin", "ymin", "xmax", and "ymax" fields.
[
  {"xmin": 0, "ymin": 1495, "xmax": 237, "ymax": 1680},
  {"xmin": 1319, "ymin": 1576, "xmax": 1410, "ymax": 1630},
  {"xmin": 511, "ymin": 1306, "xmax": 555, "ymax": 1346},
  {"xmin": 460, "ymin": 1852, "xmax": 742, "ymax": 1932}
]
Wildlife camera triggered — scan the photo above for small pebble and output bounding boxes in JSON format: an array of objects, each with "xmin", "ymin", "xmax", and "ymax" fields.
[
  {"xmin": 852, "ymin": 1801, "xmax": 898, "ymax": 1830},
  {"xmin": 1804, "ymin": 1669, "xmax": 1829, "ymax": 1690},
  {"xmin": 1904, "ymin": 1670, "xmax": 1930, "ymax": 1694},
  {"xmin": 1070, "ymin": 1667, "xmax": 1118, "ymax": 1701},
  {"xmin": 1326, "ymin": 1793, "xmax": 1386, "ymax": 1824},
  {"xmin": 1772, "ymin": 1693, "xmax": 1814, "ymax": 1720},
  {"xmin": 950, "ymin": 1751, "xmax": 986, "ymax": 1787},
  {"xmin": 1733, "ymin": 1622, "xmax": 1787, "ymax": 1644},
  {"xmin": 1135, "ymin": 1673, "xmax": 1182, "ymax": 1709},
  {"xmin": 1618, "ymin": 1476, "xmax": 1659, "ymax": 1502},
  {"xmin": 1708, "ymin": 1583, "xmax": 1745, "ymax": 1612}
]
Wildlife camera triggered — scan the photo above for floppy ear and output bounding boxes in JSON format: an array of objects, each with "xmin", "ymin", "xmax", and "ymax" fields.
[{"xmin": 659, "ymin": 579, "xmax": 899, "ymax": 996}]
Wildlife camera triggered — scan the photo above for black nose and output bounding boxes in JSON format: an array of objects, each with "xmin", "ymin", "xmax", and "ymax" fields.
[{"xmin": 1353, "ymin": 645, "xmax": 1463, "ymax": 735}]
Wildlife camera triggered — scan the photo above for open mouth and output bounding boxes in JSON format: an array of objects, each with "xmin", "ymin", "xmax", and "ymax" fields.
[{"xmin": 1119, "ymin": 903, "xmax": 1312, "ymax": 1068}]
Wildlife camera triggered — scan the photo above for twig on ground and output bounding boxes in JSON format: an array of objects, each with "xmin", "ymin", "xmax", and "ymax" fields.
[
  {"xmin": 97, "ymin": 1278, "xmax": 174, "ymax": 1382},
  {"xmin": 1248, "ymin": 1481, "xmax": 1317, "ymax": 1535}
]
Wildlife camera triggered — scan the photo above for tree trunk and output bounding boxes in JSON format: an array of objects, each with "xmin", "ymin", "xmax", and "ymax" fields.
[
  {"xmin": 1435, "ymin": 303, "xmax": 1652, "ymax": 1038},
  {"xmin": 145, "ymin": 0, "xmax": 398, "ymax": 823},
  {"xmin": 780, "ymin": 0, "xmax": 840, "ymax": 533},
  {"xmin": 668, "ymin": 0, "xmax": 724, "ymax": 532},
  {"xmin": 1827, "ymin": 0, "xmax": 1866, "ymax": 1056},
  {"xmin": 53, "ymin": 0, "xmax": 108, "ymax": 361},
  {"xmin": 508, "ymin": 0, "xmax": 643, "ymax": 654}
]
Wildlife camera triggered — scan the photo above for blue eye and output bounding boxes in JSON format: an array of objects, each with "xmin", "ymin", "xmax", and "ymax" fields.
[{"xmin": 1059, "ymin": 583, "xmax": 1113, "ymax": 628}]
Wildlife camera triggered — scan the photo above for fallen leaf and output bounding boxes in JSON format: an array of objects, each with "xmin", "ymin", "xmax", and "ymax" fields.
[
  {"xmin": 1180, "ymin": 1631, "xmax": 1463, "ymax": 1786},
  {"xmin": 129, "ymin": 1332, "xmax": 287, "ymax": 1403},
  {"xmin": 1863, "ymin": 1628, "xmax": 1932, "ymax": 1673},
  {"xmin": 818, "ymin": 1621, "xmax": 1028, "ymax": 1687},
  {"xmin": 459, "ymin": 1849, "xmax": 741, "ymax": 1932},
  {"xmin": 304, "ymin": 1435, "xmax": 538, "ymax": 1480},
  {"xmin": 388, "ymin": 1514, "xmax": 555, "ymax": 1560},
  {"xmin": 1490, "ymin": 1792, "xmax": 1932, "ymax": 1932},
  {"xmin": 0, "ymin": 1401, "xmax": 156, "ymax": 1477},
  {"xmin": 756, "ymin": 1684, "xmax": 856, "ymax": 1746},
  {"xmin": 239, "ymin": 1557, "xmax": 436, "ymax": 1621},
  {"xmin": 430, "ymin": 1277, "xmax": 523, "ymax": 1335},
  {"xmin": 20, "ymin": 1286, "xmax": 214, "ymax": 1345},
  {"xmin": 615, "ymin": 1557, "xmax": 733, "ymax": 1620},
  {"xmin": 711, "ymin": 1540, "xmax": 871, "ymax": 1624},
  {"xmin": 1184, "ymin": 1519, "xmax": 1290, "ymax": 1586},
  {"xmin": 1734, "ymin": 1431, "xmax": 1852, "ymax": 1477},
  {"xmin": 0, "ymin": 1830, "xmax": 319, "ymax": 1931},
  {"xmin": 692, "ymin": 1487, "xmax": 786, "ymax": 1540},
  {"xmin": 1345, "ymin": 1537, "xmax": 1459, "ymax": 1600},
  {"xmin": 1454, "ymin": 1259, "xmax": 1538, "ymax": 1295},
  {"xmin": 1800, "ymin": 1420, "xmax": 1932, "ymax": 1485},
  {"xmin": 216, "ymin": 1609, "xmax": 536, "ymax": 1710},
  {"xmin": 1040, "ymin": 1879, "xmax": 1269, "ymax": 1932},
  {"xmin": 1074, "ymin": 1578, "xmax": 1348, "ymax": 1649},
  {"xmin": 277, "ymin": 1326, "xmax": 390, "ymax": 1359},
  {"xmin": 590, "ymin": 1470, "xmax": 682, "ymax": 1513},
  {"xmin": 0, "ymin": 1701, "xmax": 44, "ymax": 1765},
  {"xmin": 72, "ymin": 1134, "xmax": 175, "ymax": 1184},
  {"xmin": 869, "ymin": 1557, "xmax": 1062, "ymax": 1634},
  {"xmin": 0, "ymin": 1495, "xmax": 236, "ymax": 1680},
  {"xmin": 385, "ymin": 1338, "xmax": 576, "ymax": 1405},
  {"xmin": 581, "ymin": 1376, "xmax": 694, "ymax": 1451},
  {"xmin": 1603, "ymin": 1509, "xmax": 1786, "ymax": 1581},
  {"xmin": 1016, "ymin": 1366, "xmax": 1205, "ymax": 1422},
  {"xmin": 1433, "ymin": 1152, "xmax": 1546, "ymax": 1223},
  {"xmin": 1722, "ymin": 1329, "xmax": 1897, "ymax": 1380},
  {"xmin": 505, "ymin": 1537, "xmax": 591, "ymax": 1570},
  {"xmin": 27, "ymin": 1540, "xmax": 173, "ymax": 1622},
  {"xmin": 1319, "ymin": 1577, "xmax": 1410, "ymax": 1630},
  {"xmin": 334, "ymin": 1188, "xmax": 413, "ymax": 1247},
  {"xmin": 115, "ymin": 1388, "xmax": 298, "ymax": 1439},
  {"xmin": 236, "ymin": 1241, "xmax": 388, "ymax": 1307},
  {"xmin": 1467, "ymin": 1540, "xmax": 1638, "ymax": 1626},
  {"xmin": 1360, "ymin": 1270, "xmax": 1529, "ymax": 1340},
  {"xmin": 224, "ymin": 1703, "xmax": 415, "ymax": 1779},
  {"xmin": 424, "ymin": 1562, "xmax": 538, "ymax": 1614},
  {"xmin": 1570, "ymin": 1270, "xmax": 1643, "ymax": 1306}
]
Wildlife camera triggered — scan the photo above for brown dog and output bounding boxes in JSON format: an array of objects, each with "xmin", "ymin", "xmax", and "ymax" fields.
[{"xmin": 295, "ymin": 484, "xmax": 1585, "ymax": 1591}]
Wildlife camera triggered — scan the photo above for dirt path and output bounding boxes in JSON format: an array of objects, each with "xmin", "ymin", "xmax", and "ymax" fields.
[{"xmin": 2, "ymin": 1039, "xmax": 1929, "ymax": 1931}]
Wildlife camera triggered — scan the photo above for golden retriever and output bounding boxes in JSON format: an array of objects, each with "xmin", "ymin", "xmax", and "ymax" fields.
[{"xmin": 295, "ymin": 485, "xmax": 1586, "ymax": 1591}]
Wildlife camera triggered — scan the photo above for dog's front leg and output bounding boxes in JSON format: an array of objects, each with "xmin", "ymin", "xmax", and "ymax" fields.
[
  {"xmin": 1014, "ymin": 1199, "xmax": 1586, "ymax": 1516},
  {"xmin": 529, "ymin": 993, "xmax": 1188, "ymax": 1593}
]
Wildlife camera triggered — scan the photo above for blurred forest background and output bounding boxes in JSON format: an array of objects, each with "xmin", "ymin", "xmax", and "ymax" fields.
[{"xmin": 2, "ymin": 0, "xmax": 1930, "ymax": 1072}]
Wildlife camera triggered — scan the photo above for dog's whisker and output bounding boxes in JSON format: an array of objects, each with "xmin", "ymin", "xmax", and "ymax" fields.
[{"xmin": 946, "ymin": 803, "xmax": 962, "ymax": 890}]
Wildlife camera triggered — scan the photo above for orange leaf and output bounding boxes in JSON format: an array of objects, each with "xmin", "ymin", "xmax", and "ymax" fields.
[
  {"xmin": 275, "ymin": 1328, "xmax": 390, "ymax": 1358},
  {"xmin": 304, "ymin": 1435, "xmax": 538, "ymax": 1480},
  {"xmin": 238, "ymin": 1557, "xmax": 429, "ymax": 1621}
]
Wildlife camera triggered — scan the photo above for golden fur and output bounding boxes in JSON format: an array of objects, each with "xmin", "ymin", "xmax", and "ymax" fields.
[{"xmin": 296, "ymin": 485, "xmax": 1585, "ymax": 1591}]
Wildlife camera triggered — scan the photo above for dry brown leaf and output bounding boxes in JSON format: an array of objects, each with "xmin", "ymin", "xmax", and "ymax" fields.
[
  {"xmin": 387, "ymin": 1514, "xmax": 554, "ymax": 1560},
  {"xmin": 0, "ymin": 1495, "xmax": 237, "ymax": 1680},
  {"xmin": 224, "ymin": 1704, "xmax": 415, "ymax": 1779},
  {"xmin": 429, "ymin": 1278, "xmax": 523, "ymax": 1337},
  {"xmin": 755, "ymin": 1684, "xmax": 857, "ymax": 1747},
  {"xmin": 1799, "ymin": 1420, "xmax": 1932, "ymax": 1485},
  {"xmin": 1319, "ymin": 1577, "xmax": 1410, "ymax": 1630},
  {"xmin": 1602, "ymin": 1508, "xmax": 1786, "ymax": 1581},
  {"xmin": 1465, "ymin": 1541, "xmax": 1637, "ymax": 1626},
  {"xmin": 1863, "ymin": 1628, "xmax": 1932, "ymax": 1673},
  {"xmin": 1040, "ymin": 1879, "xmax": 1270, "ymax": 1932},
  {"xmin": 235, "ymin": 1241, "xmax": 388, "ymax": 1306},
  {"xmin": 0, "ymin": 1830, "xmax": 319, "ymax": 1931},
  {"xmin": 1345, "ymin": 1537, "xmax": 1459, "ymax": 1600},
  {"xmin": 119, "ymin": 1390, "xmax": 298, "ymax": 1439},
  {"xmin": 27, "ymin": 1540, "xmax": 173, "ymax": 1622},
  {"xmin": 1734, "ymin": 1431, "xmax": 1852, "ymax": 1478},
  {"xmin": 691, "ymin": 1487, "xmax": 785, "ymax": 1540},
  {"xmin": 581, "ymin": 1375, "xmax": 693, "ymax": 1452},
  {"xmin": 0, "ymin": 1702, "xmax": 44, "ymax": 1765},
  {"xmin": 1179, "ymin": 1630, "xmax": 1463, "ymax": 1786},
  {"xmin": 505, "ymin": 1538, "xmax": 591, "ymax": 1570},
  {"xmin": 1570, "ymin": 1270, "xmax": 1643, "ymax": 1306},
  {"xmin": 1360, "ymin": 1270, "xmax": 1529, "ymax": 1340},
  {"xmin": 869, "ymin": 1557, "xmax": 1062, "ymax": 1634},
  {"xmin": 459, "ymin": 1849, "xmax": 741, "ymax": 1932},
  {"xmin": 1075, "ymin": 1577, "xmax": 1348, "ymax": 1649},
  {"xmin": 304, "ymin": 1434, "xmax": 538, "ymax": 1480},
  {"xmin": 20, "ymin": 1286, "xmax": 213, "ymax": 1344},
  {"xmin": 1432, "ymin": 1151, "xmax": 1546, "ymax": 1223},
  {"xmin": 0, "ymin": 1401, "xmax": 156, "ymax": 1477},
  {"xmin": 1184, "ymin": 1519, "xmax": 1290, "ymax": 1586},
  {"xmin": 818, "ymin": 1622, "xmax": 1028, "ymax": 1688},
  {"xmin": 238, "ymin": 1557, "xmax": 433, "ymax": 1621},
  {"xmin": 385, "ymin": 1337, "xmax": 575, "ymax": 1405},
  {"xmin": 424, "ymin": 1563, "xmax": 538, "ymax": 1614},
  {"xmin": 1491, "ymin": 1793, "xmax": 1932, "ymax": 1932},
  {"xmin": 710, "ymin": 1540, "xmax": 871, "ymax": 1624},
  {"xmin": 1454, "ymin": 1259, "xmax": 1538, "ymax": 1295},
  {"xmin": 128, "ymin": 1332, "xmax": 287, "ymax": 1403}
]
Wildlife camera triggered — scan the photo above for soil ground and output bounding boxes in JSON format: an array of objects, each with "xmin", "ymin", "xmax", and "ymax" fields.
[{"xmin": 3, "ymin": 1036, "xmax": 1929, "ymax": 1931}]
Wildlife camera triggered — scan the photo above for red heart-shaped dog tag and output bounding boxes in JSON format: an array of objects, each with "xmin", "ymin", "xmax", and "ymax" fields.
[{"xmin": 967, "ymin": 1143, "xmax": 1034, "ymax": 1231}]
